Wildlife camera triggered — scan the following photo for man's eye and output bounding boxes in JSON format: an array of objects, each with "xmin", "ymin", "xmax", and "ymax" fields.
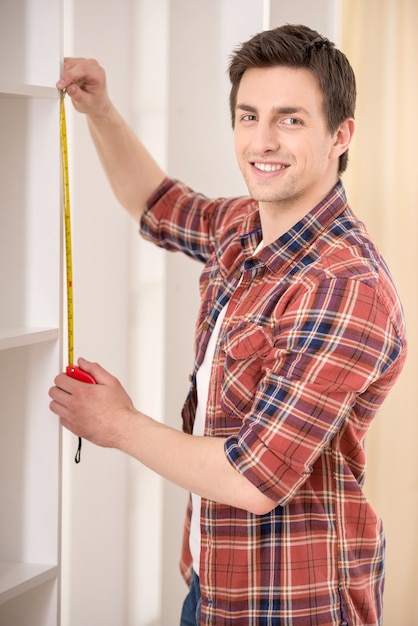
[
  {"xmin": 282, "ymin": 117, "xmax": 302, "ymax": 126},
  {"xmin": 242, "ymin": 114, "xmax": 257, "ymax": 122}
]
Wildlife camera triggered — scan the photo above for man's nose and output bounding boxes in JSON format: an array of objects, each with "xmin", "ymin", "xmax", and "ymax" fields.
[{"xmin": 250, "ymin": 121, "xmax": 280, "ymax": 154}]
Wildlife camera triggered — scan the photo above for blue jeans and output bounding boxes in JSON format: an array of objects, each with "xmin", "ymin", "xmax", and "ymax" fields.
[{"xmin": 180, "ymin": 570, "xmax": 201, "ymax": 626}]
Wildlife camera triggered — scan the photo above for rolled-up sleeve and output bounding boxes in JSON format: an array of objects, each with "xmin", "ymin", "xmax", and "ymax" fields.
[
  {"xmin": 224, "ymin": 276, "xmax": 405, "ymax": 505},
  {"xmin": 140, "ymin": 177, "xmax": 245, "ymax": 263}
]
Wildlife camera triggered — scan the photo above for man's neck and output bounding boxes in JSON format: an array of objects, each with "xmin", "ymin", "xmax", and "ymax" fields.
[{"xmin": 258, "ymin": 181, "xmax": 338, "ymax": 245}]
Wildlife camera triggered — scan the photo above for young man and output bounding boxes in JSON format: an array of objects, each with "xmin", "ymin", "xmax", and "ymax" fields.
[{"xmin": 50, "ymin": 25, "xmax": 407, "ymax": 625}]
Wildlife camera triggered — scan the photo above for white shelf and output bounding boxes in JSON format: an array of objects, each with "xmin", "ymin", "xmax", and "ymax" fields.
[
  {"xmin": 0, "ymin": 562, "xmax": 58, "ymax": 605},
  {"xmin": 0, "ymin": 83, "xmax": 58, "ymax": 99},
  {"xmin": 0, "ymin": 327, "xmax": 59, "ymax": 351},
  {"xmin": 0, "ymin": 0, "xmax": 62, "ymax": 622}
]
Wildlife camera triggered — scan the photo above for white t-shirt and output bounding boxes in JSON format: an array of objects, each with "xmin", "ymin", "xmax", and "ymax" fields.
[
  {"xmin": 189, "ymin": 306, "xmax": 227, "ymax": 574},
  {"xmin": 189, "ymin": 240, "xmax": 264, "ymax": 574}
]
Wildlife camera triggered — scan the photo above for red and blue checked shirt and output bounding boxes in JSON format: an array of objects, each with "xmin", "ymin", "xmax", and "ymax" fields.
[{"xmin": 140, "ymin": 178, "xmax": 407, "ymax": 625}]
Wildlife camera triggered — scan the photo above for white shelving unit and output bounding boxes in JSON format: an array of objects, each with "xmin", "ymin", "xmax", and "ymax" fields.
[{"xmin": 0, "ymin": 0, "xmax": 62, "ymax": 624}]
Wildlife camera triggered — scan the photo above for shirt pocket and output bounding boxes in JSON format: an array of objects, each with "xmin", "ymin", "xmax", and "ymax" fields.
[{"xmin": 220, "ymin": 323, "xmax": 275, "ymax": 419}]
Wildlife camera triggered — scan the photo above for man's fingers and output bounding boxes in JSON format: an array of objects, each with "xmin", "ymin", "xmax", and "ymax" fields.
[
  {"xmin": 76, "ymin": 357, "xmax": 115, "ymax": 385},
  {"xmin": 57, "ymin": 58, "xmax": 104, "ymax": 92}
]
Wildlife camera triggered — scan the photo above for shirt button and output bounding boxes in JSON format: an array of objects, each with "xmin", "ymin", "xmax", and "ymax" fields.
[
  {"xmin": 202, "ymin": 321, "xmax": 210, "ymax": 331},
  {"xmin": 233, "ymin": 270, "xmax": 241, "ymax": 280}
]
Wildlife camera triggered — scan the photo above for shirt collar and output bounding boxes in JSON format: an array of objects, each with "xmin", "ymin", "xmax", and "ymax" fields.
[{"xmin": 239, "ymin": 180, "xmax": 348, "ymax": 274}]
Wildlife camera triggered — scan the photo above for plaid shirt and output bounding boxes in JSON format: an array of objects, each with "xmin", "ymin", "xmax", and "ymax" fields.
[{"xmin": 140, "ymin": 178, "xmax": 407, "ymax": 625}]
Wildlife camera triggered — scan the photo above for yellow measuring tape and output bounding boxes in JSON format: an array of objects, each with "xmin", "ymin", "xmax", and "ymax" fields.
[
  {"xmin": 59, "ymin": 91, "xmax": 75, "ymax": 368},
  {"xmin": 60, "ymin": 91, "xmax": 96, "ymax": 463}
]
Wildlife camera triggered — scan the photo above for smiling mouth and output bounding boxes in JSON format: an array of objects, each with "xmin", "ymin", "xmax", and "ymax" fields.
[{"xmin": 253, "ymin": 162, "xmax": 288, "ymax": 172}]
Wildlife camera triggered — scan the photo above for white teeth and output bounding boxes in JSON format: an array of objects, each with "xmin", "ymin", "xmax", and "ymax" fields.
[{"xmin": 254, "ymin": 162, "xmax": 286, "ymax": 172}]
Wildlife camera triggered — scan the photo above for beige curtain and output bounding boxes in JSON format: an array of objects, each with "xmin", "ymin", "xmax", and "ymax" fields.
[{"xmin": 339, "ymin": 1, "xmax": 418, "ymax": 622}]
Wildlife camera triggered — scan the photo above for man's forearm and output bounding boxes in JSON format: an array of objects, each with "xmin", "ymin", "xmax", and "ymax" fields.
[
  {"xmin": 87, "ymin": 103, "xmax": 166, "ymax": 222},
  {"xmin": 57, "ymin": 58, "xmax": 166, "ymax": 222},
  {"xmin": 118, "ymin": 411, "xmax": 277, "ymax": 516}
]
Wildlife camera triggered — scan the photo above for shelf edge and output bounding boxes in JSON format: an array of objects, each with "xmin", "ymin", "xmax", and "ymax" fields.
[
  {"xmin": 0, "ymin": 327, "xmax": 59, "ymax": 351},
  {"xmin": 0, "ymin": 562, "xmax": 58, "ymax": 605},
  {"xmin": 0, "ymin": 83, "xmax": 58, "ymax": 99}
]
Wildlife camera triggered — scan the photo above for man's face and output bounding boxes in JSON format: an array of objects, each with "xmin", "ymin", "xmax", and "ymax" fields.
[{"xmin": 234, "ymin": 66, "xmax": 343, "ymax": 215}]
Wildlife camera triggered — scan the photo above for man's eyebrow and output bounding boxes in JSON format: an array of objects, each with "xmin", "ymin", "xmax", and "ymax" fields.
[
  {"xmin": 235, "ymin": 104, "xmax": 257, "ymax": 113},
  {"xmin": 235, "ymin": 103, "xmax": 311, "ymax": 116},
  {"xmin": 274, "ymin": 106, "xmax": 310, "ymax": 116}
]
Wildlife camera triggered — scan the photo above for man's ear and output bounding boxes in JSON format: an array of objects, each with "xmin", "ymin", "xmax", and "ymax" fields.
[{"xmin": 330, "ymin": 118, "xmax": 355, "ymax": 159}]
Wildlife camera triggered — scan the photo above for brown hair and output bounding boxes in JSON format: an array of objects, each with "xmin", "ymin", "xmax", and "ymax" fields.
[{"xmin": 228, "ymin": 24, "xmax": 356, "ymax": 174}]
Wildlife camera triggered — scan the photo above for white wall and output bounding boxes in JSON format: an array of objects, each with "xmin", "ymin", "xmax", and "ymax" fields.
[
  {"xmin": 61, "ymin": 1, "xmax": 133, "ymax": 624},
  {"xmin": 63, "ymin": 2, "xmax": 342, "ymax": 625}
]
